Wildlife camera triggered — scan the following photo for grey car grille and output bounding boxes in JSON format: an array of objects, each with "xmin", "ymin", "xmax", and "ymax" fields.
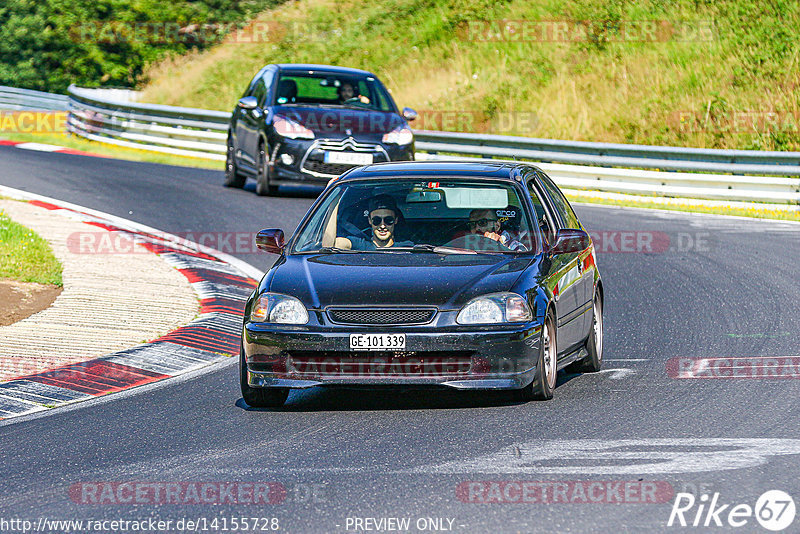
[{"xmin": 316, "ymin": 138, "xmax": 381, "ymax": 152}]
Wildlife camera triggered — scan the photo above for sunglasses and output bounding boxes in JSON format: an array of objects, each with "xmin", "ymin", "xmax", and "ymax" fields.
[
  {"xmin": 371, "ymin": 216, "xmax": 396, "ymax": 226},
  {"xmin": 469, "ymin": 218, "xmax": 498, "ymax": 227}
]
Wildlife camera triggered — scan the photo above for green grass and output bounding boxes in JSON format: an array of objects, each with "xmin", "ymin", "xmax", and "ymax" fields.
[
  {"xmin": 139, "ymin": 0, "xmax": 800, "ymax": 151},
  {"xmin": 0, "ymin": 132, "xmax": 221, "ymax": 170},
  {"xmin": 0, "ymin": 208, "xmax": 63, "ymax": 286}
]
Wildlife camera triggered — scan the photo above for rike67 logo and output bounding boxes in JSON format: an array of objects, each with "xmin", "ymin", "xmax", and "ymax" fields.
[{"xmin": 668, "ymin": 490, "xmax": 796, "ymax": 531}]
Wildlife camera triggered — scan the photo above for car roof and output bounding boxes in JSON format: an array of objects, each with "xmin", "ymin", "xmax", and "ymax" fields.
[
  {"xmin": 274, "ymin": 64, "xmax": 376, "ymax": 77},
  {"xmin": 338, "ymin": 160, "xmax": 542, "ymax": 182}
]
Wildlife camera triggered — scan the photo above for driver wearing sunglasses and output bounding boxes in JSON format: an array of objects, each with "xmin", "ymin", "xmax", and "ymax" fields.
[
  {"xmin": 334, "ymin": 195, "xmax": 413, "ymax": 250},
  {"xmin": 468, "ymin": 209, "xmax": 528, "ymax": 251}
]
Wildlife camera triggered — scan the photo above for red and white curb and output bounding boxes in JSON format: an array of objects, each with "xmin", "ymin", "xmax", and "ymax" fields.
[
  {"xmin": 0, "ymin": 139, "xmax": 107, "ymax": 158},
  {"xmin": 0, "ymin": 186, "xmax": 265, "ymax": 421}
]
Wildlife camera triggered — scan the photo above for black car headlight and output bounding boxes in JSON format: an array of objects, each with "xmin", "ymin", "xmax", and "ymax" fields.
[
  {"xmin": 456, "ymin": 292, "xmax": 532, "ymax": 325},
  {"xmin": 250, "ymin": 293, "xmax": 309, "ymax": 324}
]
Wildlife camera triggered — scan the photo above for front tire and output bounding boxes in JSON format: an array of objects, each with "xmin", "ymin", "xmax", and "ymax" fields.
[
  {"xmin": 239, "ymin": 346, "xmax": 289, "ymax": 408},
  {"xmin": 255, "ymin": 143, "xmax": 278, "ymax": 196},
  {"xmin": 514, "ymin": 312, "xmax": 557, "ymax": 401},
  {"xmin": 223, "ymin": 136, "xmax": 246, "ymax": 188}
]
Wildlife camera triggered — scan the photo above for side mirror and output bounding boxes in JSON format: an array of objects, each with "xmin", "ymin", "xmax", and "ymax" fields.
[
  {"xmin": 550, "ymin": 229, "xmax": 590, "ymax": 255},
  {"xmin": 255, "ymin": 229, "xmax": 285, "ymax": 254},
  {"xmin": 238, "ymin": 96, "xmax": 258, "ymax": 110},
  {"xmin": 402, "ymin": 107, "xmax": 417, "ymax": 121}
]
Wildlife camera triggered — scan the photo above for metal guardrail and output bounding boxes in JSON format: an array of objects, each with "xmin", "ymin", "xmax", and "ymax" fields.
[
  {"xmin": 414, "ymin": 131, "xmax": 800, "ymax": 176},
  {"xmin": 1, "ymin": 84, "xmax": 798, "ymax": 207},
  {"xmin": 0, "ymin": 86, "xmax": 69, "ymax": 111},
  {"xmin": 67, "ymin": 85, "xmax": 229, "ymax": 161}
]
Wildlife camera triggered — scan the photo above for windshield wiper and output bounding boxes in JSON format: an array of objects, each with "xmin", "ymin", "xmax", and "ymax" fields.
[
  {"xmin": 315, "ymin": 246, "xmax": 358, "ymax": 253},
  {"xmin": 403, "ymin": 244, "xmax": 478, "ymax": 255}
]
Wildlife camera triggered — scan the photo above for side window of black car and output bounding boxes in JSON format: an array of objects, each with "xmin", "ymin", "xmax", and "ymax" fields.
[
  {"xmin": 538, "ymin": 172, "xmax": 581, "ymax": 229},
  {"xmin": 526, "ymin": 179, "xmax": 557, "ymax": 245}
]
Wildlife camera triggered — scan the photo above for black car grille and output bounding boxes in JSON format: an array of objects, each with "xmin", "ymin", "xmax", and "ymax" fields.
[
  {"xmin": 287, "ymin": 351, "xmax": 473, "ymax": 376},
  {"xmin": 302, "ymin": 160, "xmax": 358, "ymax": 176},
  {"xmin": 328, "ymin": 308, "xmax": 436, "ymax": 325}
]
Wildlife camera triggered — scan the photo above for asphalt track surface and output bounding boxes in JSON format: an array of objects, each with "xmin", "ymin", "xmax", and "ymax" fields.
[{"xmin": 2, "ymin": 144, "xmax": 800, "ymax": 533}]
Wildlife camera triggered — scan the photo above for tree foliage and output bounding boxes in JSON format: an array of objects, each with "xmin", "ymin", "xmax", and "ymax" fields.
[{"xmin": 0, "ymin": 0, "xmax": 281, "ymax": 92}]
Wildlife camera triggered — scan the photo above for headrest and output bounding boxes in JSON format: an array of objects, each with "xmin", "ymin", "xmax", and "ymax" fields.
[
  {"xmin": 495, "ymin": 205, "xmax": 521, "ymax": 230},
  {"xmin": 277, "ymin": 79, "xmax": 298, "ymax": 102}
]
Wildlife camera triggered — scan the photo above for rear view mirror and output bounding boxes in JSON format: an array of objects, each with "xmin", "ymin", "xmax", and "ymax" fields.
[
  {"xmin": 255, "ymin": 229, "xmax": 285, "ymax": 254},
  {"xmin": 406, "ymin": 190, "xmax": 442, "ymax": 203},
  {"xmin": 550, "ymin": 229, "xmax": 590, "ymax": 255},
  {"xmin": 402, "ymin": 107, "xmax": 418, "ymax": 121}
]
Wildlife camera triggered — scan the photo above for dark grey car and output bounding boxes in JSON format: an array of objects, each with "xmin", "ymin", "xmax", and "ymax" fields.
[{"xmin": 225, "ymin": 64, "xmax": 417, "ymax": 195}]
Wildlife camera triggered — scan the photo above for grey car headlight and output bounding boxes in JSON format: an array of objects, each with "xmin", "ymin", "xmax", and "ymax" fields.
[
  {"xmin": 382, "ymin": 125, "xmax": 413, "ymax": 145},
  {"xmin": 456, "ymin": 293, "xmax": 532, "ymax": 325},
  {"xmin": 250, "ymin": 293, "xmax": 309, "ymax": 324}
]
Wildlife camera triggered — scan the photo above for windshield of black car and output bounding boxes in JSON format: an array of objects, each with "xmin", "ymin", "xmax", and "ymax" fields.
[
  {"xmin": 274, "ymin": 73, "xmax": 394, "ymax": 112},
  {"xmin": 290, "ymin": 178, "xmax": 541, "ymax": 254}
]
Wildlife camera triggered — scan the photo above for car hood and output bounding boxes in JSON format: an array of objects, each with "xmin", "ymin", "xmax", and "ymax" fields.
[
  {"xmin": 273, "ymin": 105, "xmax": 405, "ymax": 137},
  {"xmin": 266, "ymin": 253, "xmax": 536, "ymax": 309}
]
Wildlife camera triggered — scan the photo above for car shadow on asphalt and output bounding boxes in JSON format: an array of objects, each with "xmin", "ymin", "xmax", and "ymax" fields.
[
  {"xmin": 241, "ymin": 183, "xmax": 323, "ymax": 198},
  {"xmin": 235, "ymin": 371, "xmax": 583, "ymax": 412}
]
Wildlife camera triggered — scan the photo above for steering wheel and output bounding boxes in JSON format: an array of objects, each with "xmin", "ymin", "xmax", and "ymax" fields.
[{"xmin": 443, "ymin": 234, "xmax": 512, "ymax": 252}]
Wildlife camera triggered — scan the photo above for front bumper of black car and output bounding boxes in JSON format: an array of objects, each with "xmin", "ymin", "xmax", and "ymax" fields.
[
  {"xmin": 269, "ymin": 137, "xmax": 414, "ymax": 183},
  {"xmin": 242, "ymin": 320, "xmax": 542, "ymax": 390}
]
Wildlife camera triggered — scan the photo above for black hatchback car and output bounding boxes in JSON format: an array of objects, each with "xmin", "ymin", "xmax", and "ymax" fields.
[
  {"xmin": 225, "ymin": 64, "xmax": 417, "ymax": 195},
  {"xmin": 240, "ymin": 161, "xmax": 604, "ymax": 407}
]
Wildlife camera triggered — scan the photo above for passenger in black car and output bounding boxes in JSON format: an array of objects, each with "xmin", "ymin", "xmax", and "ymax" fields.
[{"xmin": 335, "ymin": 195, "xmax": 413, "ymax": 250}]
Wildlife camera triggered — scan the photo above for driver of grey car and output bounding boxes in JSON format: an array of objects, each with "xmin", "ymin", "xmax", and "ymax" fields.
[
  {"xmin": 337, "ymin": 81, "xmax": 370, "ymax": 105},
  {"xmin": 335, "ymin": 195, "xmax": 412, "ymax": 250}
]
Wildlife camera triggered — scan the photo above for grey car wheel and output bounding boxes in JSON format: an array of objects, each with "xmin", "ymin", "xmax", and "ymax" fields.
[
  {"xmin": 255, "ymin": 143, "xmax": 278, "ymax": 196},
  {"xmin": 223, "ymin": 137, "xmax": 246, "ymax": 188}
]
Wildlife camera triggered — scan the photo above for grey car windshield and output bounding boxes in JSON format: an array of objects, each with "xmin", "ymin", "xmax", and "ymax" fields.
[
  {"xmin": 291, "ymin": 179, "xmax": 540, "ymax": 254},
  {"xmin": 274, "ymin": 73, "xmax": 395, "ymax": 112}
]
